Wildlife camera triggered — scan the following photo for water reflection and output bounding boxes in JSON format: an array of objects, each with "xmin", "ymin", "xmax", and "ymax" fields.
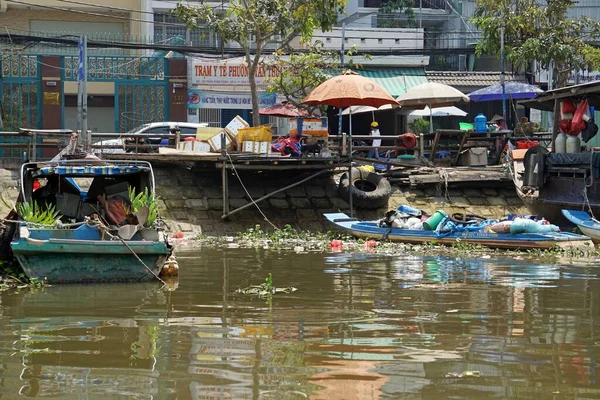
[{"xmin": 0, "ymin": 249, "xmax": 599, "ymax": 398}]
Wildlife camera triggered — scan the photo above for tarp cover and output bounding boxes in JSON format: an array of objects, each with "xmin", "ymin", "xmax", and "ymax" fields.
[
  {"xmin": 546, "ymin": 152, "xmax": 600, "ymax": 179},
  {"xmin": 32, "ymin": 165, "xmax": 151, "ymax": 178}
]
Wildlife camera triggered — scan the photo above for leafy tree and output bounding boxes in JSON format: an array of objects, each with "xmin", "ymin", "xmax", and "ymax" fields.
[
  {"xmin": 174, "ymin": 0, "xmax": 346, "ymax": 126},
  {"xmin": 378, "ymin": 0, "xmax": 416, "ymax": 28},
  {"xmin": 472, "ymin": 0, "xmax": 600, "ymax": 88},
  {"xmin": 266, "ymin": 42, "xmax": 367, "ymax": 115}
]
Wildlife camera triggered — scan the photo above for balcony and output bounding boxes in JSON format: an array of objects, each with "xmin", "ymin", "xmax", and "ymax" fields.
[{"xmin": 364, "ymin": 0, "xmax": 448, "ymax": 9}]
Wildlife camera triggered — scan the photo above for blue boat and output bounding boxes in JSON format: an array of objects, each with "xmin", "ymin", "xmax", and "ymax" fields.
[
  {"xmin": 324, "ymin": 212, "xmax": 592, "ymax": 250},
  {"xmin": 562, "ymin": 209, "xmax": 600, "ymax": 243},
  {"xmin": 4, "ymin": 159, "xmax": 171, "ymax": 284}
]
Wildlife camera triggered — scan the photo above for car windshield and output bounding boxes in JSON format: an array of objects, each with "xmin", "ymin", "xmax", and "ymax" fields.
[{"xmin": 126, "ymin": 124, "xmax": 151, "ymax": 133}]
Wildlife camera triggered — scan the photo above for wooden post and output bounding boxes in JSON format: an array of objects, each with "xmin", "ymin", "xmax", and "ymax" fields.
[{"xmin": 220, "ymin": 132, "xmax": 229, "ymax": 217}]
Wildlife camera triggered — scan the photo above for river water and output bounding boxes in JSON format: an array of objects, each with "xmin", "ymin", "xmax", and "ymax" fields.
[{"xmin": 1, "ymin": 248, "xmax": 600, "ymax": 399}]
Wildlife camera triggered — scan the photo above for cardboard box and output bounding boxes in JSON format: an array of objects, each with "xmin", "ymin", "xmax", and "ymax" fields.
[
  {"xmin": 242, "ymin": 141, "xmax": 254, "ymax": 152},
  {"xmin": 178, "ymin": 139, "xmax": 212, "ymax": 153},
  {"xmin": 195, "ymin": 127, "xmax": 224, "ymax": 141},
  {"xmin": 207, "ymin": 129, "xmax": 234, "ymax": 152},
  {"xmin": 253, "ymin": 141, "xmax": 260, "ymax": 153},
  {"xmin": 461, "ymin": 147, "xmax": 488, "ymax": 166},
  {"xmin": 290, "ymin": 117, "xmax": 329, "ymax": 137}
]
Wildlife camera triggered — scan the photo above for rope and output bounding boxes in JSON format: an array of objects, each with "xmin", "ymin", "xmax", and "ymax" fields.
[
  {"xmin": 225, "ymin": 151, "xmax": 278, "ymax": 230},
  {"xmin": 583, "ymin": 148, "xmax": 596, "ymax": 219}
]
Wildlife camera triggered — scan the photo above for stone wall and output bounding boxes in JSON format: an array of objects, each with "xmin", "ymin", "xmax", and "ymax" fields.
[{"xmin": 0, "ymin": 165, "xmax": 530, "ymax": 236}]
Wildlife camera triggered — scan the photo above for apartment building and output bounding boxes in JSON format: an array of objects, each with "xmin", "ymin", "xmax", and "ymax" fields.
[{"xmin": 0, "ymin": 0, "xmax": 187, "ymax": 137}]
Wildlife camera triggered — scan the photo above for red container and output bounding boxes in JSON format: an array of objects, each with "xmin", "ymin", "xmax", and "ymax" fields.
[{"xmin": 516, "ymin": 140, "xmax": 540, "ymax": 149}]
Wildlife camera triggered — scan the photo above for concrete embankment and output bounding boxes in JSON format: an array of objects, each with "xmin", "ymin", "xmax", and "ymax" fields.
[{"xmin": 0, "ymin": 164, "xmax": 529, "ymax": 236}]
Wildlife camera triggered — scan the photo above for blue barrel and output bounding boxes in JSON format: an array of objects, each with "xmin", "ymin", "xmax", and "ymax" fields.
[{"xmin": 474, "ymin": 113, "xmax": 487, "ymax": 133}]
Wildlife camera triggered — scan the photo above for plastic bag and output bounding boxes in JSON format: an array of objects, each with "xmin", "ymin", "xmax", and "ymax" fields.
[
  {"xmin": 561, "ymin": 100, "xmax": 576, "ymax": 118},
  {"xmin": 571, "ymin": 99, "xmax": 590, "ymax": 135}
]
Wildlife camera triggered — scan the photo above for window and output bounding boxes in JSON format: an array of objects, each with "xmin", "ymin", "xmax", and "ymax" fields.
[
  {"xmin": 179, "ymin": 127, "xmax": 198, "ymax": 134},
  {"xmin": 144, "ymin": 126, "xmax": 170, "ymax": 134}
]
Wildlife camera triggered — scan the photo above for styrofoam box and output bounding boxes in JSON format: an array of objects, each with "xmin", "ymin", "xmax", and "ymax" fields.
[
  {"xmin": 225, "ymin": 115, "xmax": 250, "ymax": 142},
  {"xmin": 253, "ymin": 141, "xmax": 260, "ymax": 153},
  {"xmin": 208, "ymin": 130, "xmax": 234, "ymax": 152},
  {"xmin": 259, "ymin": 141, "xmax": 269, "ymax": 154},
  {"xmin": 178, "ymin": 140, "xmax": 211, "ymax": 153},
  {"xmin": 242, "ymin": 141, "xmax": 254, "ymax": 152}
]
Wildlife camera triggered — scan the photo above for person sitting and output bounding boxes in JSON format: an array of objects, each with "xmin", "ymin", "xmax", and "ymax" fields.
[{"xmin": 367, "ymin": 121, "xmax": 381, "ymax": 159}]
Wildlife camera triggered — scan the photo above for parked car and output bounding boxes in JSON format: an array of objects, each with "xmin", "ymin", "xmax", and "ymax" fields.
[{"xmin": 94, "ymin": 122, "xmax": 209, "ymax": 154}]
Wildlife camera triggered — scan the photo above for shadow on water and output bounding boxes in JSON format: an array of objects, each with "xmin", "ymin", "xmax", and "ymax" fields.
[{"xmin": 1, "ymin": 248, "xmax": 600, "ymax": 398}]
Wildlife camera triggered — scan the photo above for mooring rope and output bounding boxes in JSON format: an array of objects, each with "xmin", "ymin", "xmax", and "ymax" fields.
[{"xmin": 225, "ymin": 151, "xmax": 278, "ymax": 230}]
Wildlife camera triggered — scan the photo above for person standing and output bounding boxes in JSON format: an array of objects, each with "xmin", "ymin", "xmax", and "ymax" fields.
[{"xmin": 368, "ymin": 121, "xmax": 381, "ymax": 159}]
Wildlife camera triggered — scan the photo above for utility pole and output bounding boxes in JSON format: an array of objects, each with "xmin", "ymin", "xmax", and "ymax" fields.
[
  {"xmin": 82, "ymin": 35, "xmax": 89, "ymax": 152},
  {"xmin": 500, "ymin": 25, "xmax": 506, "ymax": 125},
  {"xmin": 338, "ymin": 20, "xmax": 345, "ymax": 136}
]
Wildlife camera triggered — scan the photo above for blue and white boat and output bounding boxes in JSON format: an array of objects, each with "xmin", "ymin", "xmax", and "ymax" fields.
[
  {"xmin": 325, "ymin": 212, "xmax": 592, "ymax": 250},
  {"xmin": 562, "ymin": 209, "xmax": 600, "ymax": 243}
]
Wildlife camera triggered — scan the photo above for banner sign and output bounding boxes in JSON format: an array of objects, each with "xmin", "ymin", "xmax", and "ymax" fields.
[
  {"xmin": 187, "ymin": 89, "xmax": 276, "ymax": 110},
  {"xmin": 190, "ymin": 57, "xmax": 284, "ymax": 86}
]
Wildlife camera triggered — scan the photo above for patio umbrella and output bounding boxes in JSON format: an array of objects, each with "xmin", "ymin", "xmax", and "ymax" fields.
[
  {"xmin": 468, "ymin": 82, "xmax": 543, "ymax": 102},
  {"xmin": 302, "ymin": 70, "xmax": 399, "ymax": 216},
  {"xmin": 259, "ymin": 101, "xmax": 313, "ymax": 118},
  {"xmin": 396, "ymin": 82, "xmax": 469, "ymax": 133},
  {"xmin": 341, "ymin": 104, "xmax": 395, "ymax": 116},
  {"xmin": 408, "ymin": 106, "xmax": 467, "ymax": 117}
]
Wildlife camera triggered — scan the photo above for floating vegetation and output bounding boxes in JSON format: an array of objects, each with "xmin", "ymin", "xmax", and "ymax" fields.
[
  {"xmin": 236, "ymin": 273, "xmax": 297, "ymax": 297},
  {"xmin": 193, "ymin": 224, "xmax": 600, "ymax": 260},
  {"xmin": 0, "ymin": 261, "xmax": 49, "ymax": 291}
]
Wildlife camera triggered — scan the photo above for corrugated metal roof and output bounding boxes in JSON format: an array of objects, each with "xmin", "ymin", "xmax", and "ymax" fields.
[
  {"xmin": 426, "ymin": 71, "xmax": 527, "ymax": 88},
  {"xmin": 354, "ymin": 68, "xmax": 428, "ymax": 97}
]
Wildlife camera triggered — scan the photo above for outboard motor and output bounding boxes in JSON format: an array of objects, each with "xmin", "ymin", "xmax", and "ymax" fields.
[{"xmin": 522, "ymin": 146, "xmax": 548, "ymax": 191}]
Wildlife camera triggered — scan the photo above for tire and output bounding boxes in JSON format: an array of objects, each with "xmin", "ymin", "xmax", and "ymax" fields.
[
  {"xmin": 0, "ymin": 222, "xmax": 16, "ymax": 262},
  {"xmin": 338, "ymin": 168, "xmax": 392, "ymax": 209}
]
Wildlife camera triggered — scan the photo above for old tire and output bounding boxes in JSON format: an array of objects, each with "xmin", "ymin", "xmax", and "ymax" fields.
[
  {"xmin": 0, "ymin": 222, "xmax": 16, "ymax": 262},
  {"xmin": 338, "ymin": 168, "xmax": 392, "ymax": 209}
]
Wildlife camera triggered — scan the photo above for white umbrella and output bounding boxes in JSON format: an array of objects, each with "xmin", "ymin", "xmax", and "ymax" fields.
[
  {"xmin": 396, "ymin": 82, "xmax": 469, "ymax": 133},
  {"xmin": 408, "ymin": 106, "xmax": 467, "ymax": 117},
  {"xmin": 341, "ymin": 104, "xmax": 395, "ymax": 116}
]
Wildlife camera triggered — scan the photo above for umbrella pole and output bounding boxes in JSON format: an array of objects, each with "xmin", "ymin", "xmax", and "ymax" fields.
[
  {"xmin": 429, "ymin": 106, "xmax": 433, "ymax": 134},
  {"xmin": 348, "ymin": 107, "xmax": 354, "ymax": 218}
]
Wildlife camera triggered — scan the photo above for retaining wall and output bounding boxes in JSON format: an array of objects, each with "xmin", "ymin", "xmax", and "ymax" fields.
[{"xmin": 0, "ymin": 165, "xmax": 530, "ymax": 236}]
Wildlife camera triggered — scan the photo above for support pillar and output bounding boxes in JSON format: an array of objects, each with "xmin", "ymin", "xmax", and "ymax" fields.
[
  {"xmin": 168, "ymin": 59, "xmax": 188, "ymax": 123},
  {"xmin": 40, "ymin": 56, "xmax": 62, "ymax": 159}
]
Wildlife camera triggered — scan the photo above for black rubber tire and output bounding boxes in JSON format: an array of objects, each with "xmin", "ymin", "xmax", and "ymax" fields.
[
  {"xmin": 0, "ymin": 222, "xmax": 16, "ymax": 262},
  {"xmin": 338, "ymin": 168, "xmax": 392, "ymax": 209}
]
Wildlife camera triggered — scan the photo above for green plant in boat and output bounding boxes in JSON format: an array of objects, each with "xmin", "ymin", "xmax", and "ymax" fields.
[
  {"xmin": 15, "ymin": 201, "xmax": 61, "ymax": 225},
  {"xmin": 128, "ymin": 186, "xmax": 159, "ymax": 226}
]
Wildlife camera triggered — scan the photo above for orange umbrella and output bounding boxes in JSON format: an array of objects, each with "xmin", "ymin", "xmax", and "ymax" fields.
[{"xmin": 302, "ymin": 70, "xmax": 399, "ymax": 108}]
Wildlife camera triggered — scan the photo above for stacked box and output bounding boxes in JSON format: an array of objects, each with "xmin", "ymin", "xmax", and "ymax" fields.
[
  {"xmin": 290, "ymin": 117, "xmax": 329, "ymax": 137},
  {"xmin": 207, "ymin": 129, "xmax": 235, "ymax": 152}
]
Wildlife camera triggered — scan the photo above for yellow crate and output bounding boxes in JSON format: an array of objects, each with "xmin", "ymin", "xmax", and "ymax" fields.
[{"xmin": 237, "ymin": 125, "xmax": 273, "ymax": 143}]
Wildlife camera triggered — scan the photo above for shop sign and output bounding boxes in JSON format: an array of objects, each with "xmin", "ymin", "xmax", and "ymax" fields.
[
  {"xmin": 187, "ymin": 89, "xmax": 276, "ymax": 109},
  {"xmin": 190, "ymin": 58, "xmax": 285, "ymax": 86}
]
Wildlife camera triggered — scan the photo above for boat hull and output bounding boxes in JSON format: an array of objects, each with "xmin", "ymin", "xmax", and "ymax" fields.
[
  {"xmin": 12, "ymin": 238, "xmax": 170, "ymax": 284},
  {"xmin": 325, "ymin": 213, "xmax": 593, "ymax": 250}
]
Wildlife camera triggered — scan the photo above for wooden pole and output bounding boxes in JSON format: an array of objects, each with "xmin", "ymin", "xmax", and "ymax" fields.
[
  {"xmin": 221, "ymin": 169, "xmax": 329, "ymax": 219},
  {"xmin": 220, "ymin": 132, "xmax": 229, "ymax": 218}
]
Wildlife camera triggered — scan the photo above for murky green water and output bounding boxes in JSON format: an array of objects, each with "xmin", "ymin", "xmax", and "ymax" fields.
[{"xmin": 1, "ymin": 249, "xmax": 600, "ymax": 399}]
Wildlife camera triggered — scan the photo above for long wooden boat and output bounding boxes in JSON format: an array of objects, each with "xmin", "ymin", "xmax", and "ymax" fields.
[
  {"xmin": 5, "ymin": 159, "xmax": 171, "ymax": 284},
  {"xmin": 562, "ymin": 209, "xmax": 600, "ymax": 243},
  {"xmin": 324, "ymin": 213, "xmax": 592, "ymax": 250}
]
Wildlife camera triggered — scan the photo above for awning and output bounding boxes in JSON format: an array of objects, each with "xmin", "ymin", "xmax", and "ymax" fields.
[{"xmin": 354, "ymin": 68, "xmax": 428, "ymax": 98}]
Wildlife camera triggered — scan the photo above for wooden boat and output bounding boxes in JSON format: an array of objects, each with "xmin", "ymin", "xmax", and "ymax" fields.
[
  {"xmin": 561, "ymin": 209, "xmax": 600, "ymax": 243},
  {"xmin": 5, "ymin": 159, "xmax": 171, "ymax": 284},
  {"xmin": 513, "ymin": 81, "xmax": 600, "ymax": 225},
  {"xmin": 324, "ymin": 212, "xmax": 593, "ymax": 250}
]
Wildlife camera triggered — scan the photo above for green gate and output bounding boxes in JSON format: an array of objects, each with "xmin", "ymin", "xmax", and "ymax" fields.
[
  {"xmin": 0, "ymin": 55, "xmax": 42, "ymax": 131},
  {"xmin": 63, "ymin": 55, "xmax": 169, "ymax": 132}
]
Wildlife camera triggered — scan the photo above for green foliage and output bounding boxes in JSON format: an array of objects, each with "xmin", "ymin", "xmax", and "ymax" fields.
[
  {"xmin": 15, "ymin": 201, "xmax": 61, "ymax": 225},
  {"xmin": 408, "ymin": 118, "xmax": 430, "ymax": 134},
  {"xmin": 472, "ymin": 0, "xmax": 600, "ymax": 87},
  {"xmin": 128, "ymin": 186, "xmax": 159, "ymax": 227},
  {"xmin": 174, "ymin": 0, "xmax": 346, "ymax": 126},
  {"xmin": 267, "ymin": 43, "xmax": 370, "ymax": 113},
  {"xmin": 378, "ymin": 0, "xmax": 416, "ymax": 28}
]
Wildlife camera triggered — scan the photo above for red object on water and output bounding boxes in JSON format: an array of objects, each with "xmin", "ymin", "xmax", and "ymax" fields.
[
  {"xmin": 330, "ymin": 239, "xmax": 343, "ymax": 252},
  {"xmin": 365, "ymin": 240, "xmax": 377, "ymax": 248},
  {"xmin": 172, "ymin": 232, "xmax": 184, "ymax": 239}
]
